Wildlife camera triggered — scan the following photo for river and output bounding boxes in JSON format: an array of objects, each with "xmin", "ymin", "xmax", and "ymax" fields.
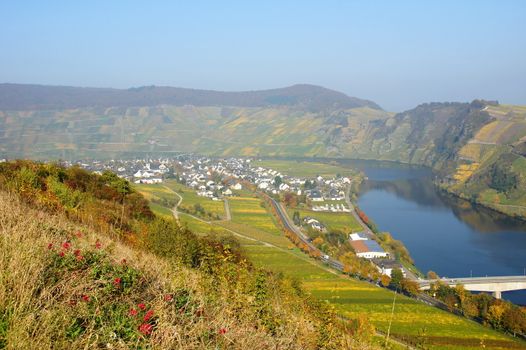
[{"xmin": 340, "ymin": 159, "xmax": 526, "ymax": 305}]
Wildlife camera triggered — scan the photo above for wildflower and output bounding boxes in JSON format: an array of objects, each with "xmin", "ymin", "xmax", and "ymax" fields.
[
  {"xmin": 74, "ymin": 249, "xmax": 81, "ymax": 256},
  {"xmin": 143, "ymin": 310, "xmax": 154, "ymax": 322},
  {"xmin": 76, "ymin": 255, "xmax": 84, "ymax": 261},
  {"xmin": 75, "ymin": 231, "xmax": 82, "ymax": 238},
  {"xmin": 164, "ymin": 294, "xmax": 173, "ymax": 302},
  {"xmin": 95, "ymin": 240, "xmax": 102, "ymax": 249},
  {"xmin": 219, "ymin": 328, "xmax": 227, "ymax": 335},
  {"xmin": 59, "ymin": 251, "xmax": 65, "ymax": 257},
  {"xmin": 129, "ymin": 308, "xmax": 138, "ymax": 317},
  {"xmin": 120, "ymin": 258, "xmax": 127, "ymax": 265},
  {"xmin": 61, "ymin": 241, "xmax": 71, "ymax": 250},
  {"xmin": 81, "ymin": 294, "xmax": 90, "ymax": 302},
  {"xmin": 113, "ymin": 277, "xmax": 122, "ymax": 286},
  {"xmin": 47, "ymin": 243, "xmax": 53, "ymax": 250},
  {"xmin": 138, "ymin": 323, "xmax": 153, "ymax": 336},
  {"xmin": 138, "ymin": 303, "xmax": 146, "ymax": 310}
]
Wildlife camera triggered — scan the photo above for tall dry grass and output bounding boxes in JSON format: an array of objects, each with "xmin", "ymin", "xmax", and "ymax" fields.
[{"xmin": 0, "ymin": 191, "xmax": 376, "ymax": 349}]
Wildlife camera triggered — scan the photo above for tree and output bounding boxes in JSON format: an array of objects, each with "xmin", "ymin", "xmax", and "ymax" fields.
[
  {"xmin": 380, "ymin": 274, "xmax": 391, "ymax": 287},
  {"xmin": 284, "ymin": 192, "xmax": 298, "ymax": 208},
  {"xmin": 487, "ymin": 302, "xmax": 508, "ymax": 329},
  {"xmin": 390, "ymin": 269, "xmax": 404, "ymax": 290},
  {"xmin": 312, "ymin": 236, "xmax": 324, "ymax": 248},
  {"xmin": 502, "ymin": 307, "xmax": 526, "ymax": 336},
  {"xmin": 400, "ymin": 278, "xmax": 420, "ymax": 296},
  {"xmin": 427, "ymin": 270, "xmax": 439, "ymax": 280},
  {"xmin": 444, "ymin": 294, "xmax": 458, "ymax": 312},
  {"xmin": 292, "ymin": 210, "xmax": 301, "ymax": 225},
  {"xmin": 274, "ymin": 175, "xmax": 282, "ymax": 188},
  {"xmin": 460, "ymin": 298, "xmax": 479, "ymax": 318}
]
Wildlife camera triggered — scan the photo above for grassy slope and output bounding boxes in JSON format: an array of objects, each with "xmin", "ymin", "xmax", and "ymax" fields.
[
  {"xmin": 136, "ymin": 182, "xmax": 525, "ymax": 350},
  {"xmin": 1, "ymin": 191, "xmax": 377, "ymax": 349}
]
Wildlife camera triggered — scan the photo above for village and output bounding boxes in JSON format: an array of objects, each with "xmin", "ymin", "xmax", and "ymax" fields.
[
  {"xmin": 65, "ymin": 155, "xmax": 354, "ymax": 211},
  {"xmin": 63, "ymin": 155, "xmax": 402, "ymax": 276}
]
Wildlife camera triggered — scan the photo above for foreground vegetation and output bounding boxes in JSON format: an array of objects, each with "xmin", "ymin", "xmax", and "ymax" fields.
[{"xmin": 0, "ymin": 161, "xmax": 376, "ymax": 349}]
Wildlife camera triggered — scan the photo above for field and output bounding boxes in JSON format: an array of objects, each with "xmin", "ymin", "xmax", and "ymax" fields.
[
  {"xmin": 136, "ymin": 181, "xmax": 525, "ymax": 349},
  {"xmin": 228, "ymin": 196, "xmax": 280, "ymax": 234},
  {"xmin": 164, "ymin": 180, "xmax": 226, "ymax": 218},
  {"xmin": 135, "ymin": 180, "xmax": 226, "ymax": 220},
  {"xmin": 243, "ymin": 242, "xmax": 522, "ymax": 349},
  {"xmin": 253, "ymin": 159, "xmax": 356, "ymax": 178},
  {"xmin": 289, "ymin": 207, "xmax": 363, "ymax": 234}
]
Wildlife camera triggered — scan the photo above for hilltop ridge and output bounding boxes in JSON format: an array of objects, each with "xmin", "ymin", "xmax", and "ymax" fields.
[{"xmin": 0, "ymin": 83, "xmax": 381, "ymax": 112}]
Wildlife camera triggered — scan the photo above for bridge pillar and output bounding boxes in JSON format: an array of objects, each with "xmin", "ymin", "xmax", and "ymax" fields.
[{"xmin": 493, "ymin": 290, "xmax": 502, "ymax": 299}]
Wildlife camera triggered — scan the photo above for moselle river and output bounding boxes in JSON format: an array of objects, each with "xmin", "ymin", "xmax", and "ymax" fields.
[{"xmin": 338, "ymin": 159, "xmax": 526, "ymax": 305}]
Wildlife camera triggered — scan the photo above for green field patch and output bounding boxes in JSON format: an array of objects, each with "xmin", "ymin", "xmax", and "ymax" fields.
[
  {"xmin": 243, "ymin": 245, "xmax": 520, "ymax": 350},
  {"xmin": 289, "ymin": 207, "xmax": 362, "ymax": 233},
  {"xmin": 228, "ymin": 196, "xmax": 281, "ymax": 234},
  {"xmin": 253, "ymin": 159, "xmax": 355, "ymax": 178}
]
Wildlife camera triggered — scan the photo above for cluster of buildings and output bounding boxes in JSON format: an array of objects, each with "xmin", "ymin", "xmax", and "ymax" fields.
[
  {"xmin": 61, "ymin": 158, "xmax": 172, "ymax": 184},
  {"xmin": 63, "ymin": 155, "xmax": 355, "ymax": 212},
  {"xmin": 303, "ymin": 216, "xmax": 327, "ymax": 232},
  {"xmin": 349, "ymin": 232, "xmax": 389, "ymax": 259},
  {"xmin": 170, "ymin": 156, "xmax": 355, "ymax": 210},
  {"xmin": 311, "ymin": 203, "xmax": 351, "ymax": 212}
]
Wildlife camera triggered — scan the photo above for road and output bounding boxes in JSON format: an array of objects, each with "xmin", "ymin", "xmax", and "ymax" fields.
[
  {"xmin": 163, "ymin": 185, "xmax": 183, "ymax": 220},
  {"xmin": 222, "ymin": 198, "xmax": 232, "ymax": 221},
  {"xmin": 345, "ymin": 186, "xmax": 373, "ymax": 236},
  {"xmin": 266, "ymin": 195, "xmax": 344, "ymax": 271}
]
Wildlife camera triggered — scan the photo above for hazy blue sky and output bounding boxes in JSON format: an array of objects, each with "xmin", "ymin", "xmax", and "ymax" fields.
[{"xmin": 1, "ymin": 0, "xmax": 525, "ymax": 111}]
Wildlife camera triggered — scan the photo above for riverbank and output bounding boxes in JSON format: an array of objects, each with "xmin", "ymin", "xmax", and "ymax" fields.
[{"xmin": 437, "ymin": 183, "xmax": 526, "ymax": 222}]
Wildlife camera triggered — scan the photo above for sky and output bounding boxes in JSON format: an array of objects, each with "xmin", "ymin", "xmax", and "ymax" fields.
[{"xmin": 1, "ymin": 0, "xmax": 525, "ymax": 111}]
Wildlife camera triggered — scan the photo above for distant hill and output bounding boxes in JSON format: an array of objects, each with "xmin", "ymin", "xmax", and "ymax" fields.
[
  {"xmin": 0, "ymin": 83, "xmax": 381, "ymax": 112},
  {"xmin": 0, "ymin": 83, "xmax": 525, "ymax": 219}
]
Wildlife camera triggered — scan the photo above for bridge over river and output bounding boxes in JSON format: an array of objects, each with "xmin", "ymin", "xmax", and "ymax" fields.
[{"xmin": 418, "ymin": 276, "xmax": 526, "ymax": 299}]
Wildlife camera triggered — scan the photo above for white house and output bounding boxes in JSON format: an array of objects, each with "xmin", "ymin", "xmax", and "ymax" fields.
[
  {"xmin": 350, "ymin": 240, "xmax": 389, "ymax": 259},
  {"xmin": 349, "ymin": 232, "xmax": 368, "ymax": 241},
  {"xmin": 231, "ymin": 183, "xmax": 242, "ymax": 190},
  {"xmin": 258, "ymin": 182, "xmax": 270, "ymax": 190}
]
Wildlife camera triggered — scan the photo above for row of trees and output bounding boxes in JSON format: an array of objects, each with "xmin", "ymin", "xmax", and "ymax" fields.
[{"xmin": 427, "ymin": 280, "xmax": 526, "ymax": 337}]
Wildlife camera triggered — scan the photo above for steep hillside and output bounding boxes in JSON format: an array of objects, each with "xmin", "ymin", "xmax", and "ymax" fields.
[
  {"xmin": 0, "ymin": 83, "xmax": 525, "ymax": 218},
  {"xmin": 0, "ymin": 161, "xmax": 375, "ymax": 349},
  {"xmin": 346, "ymin": 101, "xmax": 494, "ymax": 168}
]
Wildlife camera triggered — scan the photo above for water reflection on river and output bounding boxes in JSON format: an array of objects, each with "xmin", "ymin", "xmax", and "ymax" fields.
[{"xmin": 338, "ymin": 159, "xmax": 526, "ymax": 305}]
